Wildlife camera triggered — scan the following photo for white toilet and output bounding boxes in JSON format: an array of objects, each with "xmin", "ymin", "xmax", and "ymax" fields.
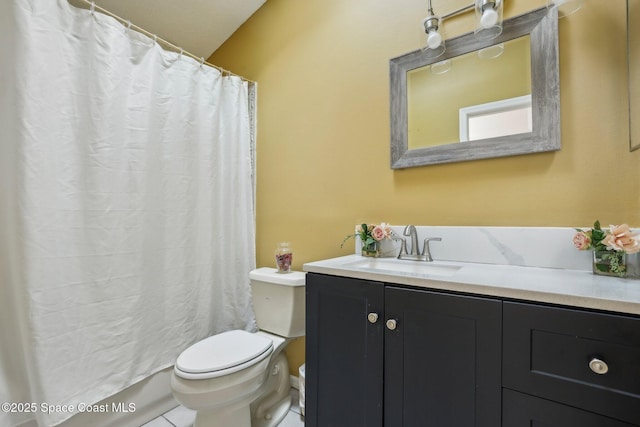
[{"xmin": 170, "ymin": 267, "xmax": 306, "ymax": 427}]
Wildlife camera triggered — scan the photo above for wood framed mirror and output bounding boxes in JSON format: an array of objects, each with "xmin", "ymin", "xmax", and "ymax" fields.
[{"xmin": 390, "ymin": 7, "xmax": 560, "ymax": 168}]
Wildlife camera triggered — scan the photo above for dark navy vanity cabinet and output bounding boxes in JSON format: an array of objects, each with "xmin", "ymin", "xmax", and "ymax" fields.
[
  {"xmin": 305, "ymin": 273, "xmax": 502, "ymax": 427},
  {"xmin": 305, "ymin": 272, "xmax": 640, "ymax": 427}
]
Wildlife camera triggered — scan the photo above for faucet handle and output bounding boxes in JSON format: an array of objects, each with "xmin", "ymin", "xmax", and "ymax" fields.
[
  {"xmin": 392, "ymin": 236, "xmax": 408, "ymax": 259},
  {"xmin": 422, "ymin": 237, "xmax": 442, "ymax": 262}
]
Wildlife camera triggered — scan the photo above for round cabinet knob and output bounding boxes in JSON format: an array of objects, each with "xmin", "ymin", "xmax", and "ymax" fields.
[
  {"xmin": 367, "ymin": 313, "xmax": 379, "ymax": 324},
  {"xmin": 589, "ymin": 358, "xmax": 609, "ymax": 375},
  {"xmin": 386, "ymin": 319, "xmax": 397, "ymax": 330}
]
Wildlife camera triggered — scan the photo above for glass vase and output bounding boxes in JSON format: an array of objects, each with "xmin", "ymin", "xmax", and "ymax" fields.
[
  {"xmin": 361, "ymin": 241, "xmax": 380, "ymax": 258},
  {"xmin": 275, "ymin": 242, "xmax": 292, "ymax": 273},
  {"xmin": 626, "ymin": 252, "xmax": 640, "ymax": 279},
  {"xmin": 592, "ymin": 250, "xmax": 626, "ymax": 277}
]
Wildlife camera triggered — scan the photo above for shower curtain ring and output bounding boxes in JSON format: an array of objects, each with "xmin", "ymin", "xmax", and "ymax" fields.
[
  {"xmin": 200, "ymin": 57, "xmax": 204, "ymax": 67},
  {"xmin": 90, "ymin": 1, "xmax": 95, "ymax": 15},
  {"xmin": 126, "ymin": 20, "xmax": 132, "ymax": 30}
]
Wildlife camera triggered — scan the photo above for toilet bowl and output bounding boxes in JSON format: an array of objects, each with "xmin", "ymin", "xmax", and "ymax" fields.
[{"xmin": 170, "ymin": 268, "xmax": 305, "ymax": 427}]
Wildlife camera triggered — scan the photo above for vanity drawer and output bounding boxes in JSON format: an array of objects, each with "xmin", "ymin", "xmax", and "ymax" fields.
[
  {"xmin": 503, "ymin": 389, "xmax": 637, "ymax": 427},
  {"xmin": 503, "ymin": 302, "xmax": 640, "ymax": 425}
]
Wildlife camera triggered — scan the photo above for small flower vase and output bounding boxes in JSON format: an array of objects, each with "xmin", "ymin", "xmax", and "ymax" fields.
[
  {"xmin": 361, "ymin": 241, "xmax": 380, "ymax": 258},
  {"xmin": 275, "ymin": 242, "xmax": 293, "ymax": 273},
  {"xmin": 592, "ymin": 250, "xmax": 627, "ymax": 277}
]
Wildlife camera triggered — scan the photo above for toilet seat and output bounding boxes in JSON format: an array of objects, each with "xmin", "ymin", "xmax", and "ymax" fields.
[{"xmin": 174, "ymin": 330, "xmax": 273, "ymax": 380}]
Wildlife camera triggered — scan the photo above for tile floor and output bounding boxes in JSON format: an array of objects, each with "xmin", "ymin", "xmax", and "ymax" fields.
[{"xmin": 141, "ymin": 389, "xmax": 304, "ymax": 427}]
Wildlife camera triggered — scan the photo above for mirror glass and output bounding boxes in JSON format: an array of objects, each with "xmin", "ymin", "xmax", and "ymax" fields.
[
  {"xmin": 390, "ymin": 8, "xmax": 560, "ymax": 168},
  {"xmin": 629, "ymin": 0, "xmax": 640, "ymax": 151},
  {"xmin": 407, "ymin": 36, "xmax": 531, "ymax": 149}
]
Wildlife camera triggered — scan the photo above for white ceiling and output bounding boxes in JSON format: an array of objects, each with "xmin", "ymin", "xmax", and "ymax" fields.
[{"xmin": 70, "ymin": 0, "xmax": 267, "ymax": 59}]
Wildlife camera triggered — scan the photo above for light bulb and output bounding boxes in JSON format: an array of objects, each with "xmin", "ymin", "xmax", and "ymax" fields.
[
  {"xmin": 480, "ymin": 8, "xmax": 499, "ymax": 28},
  {"xmin": 427, "ymin": 31, "xmax": 442, "ymax": 49}
]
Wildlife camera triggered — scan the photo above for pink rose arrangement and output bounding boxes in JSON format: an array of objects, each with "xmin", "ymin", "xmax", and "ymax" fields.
[
  {"xmin": 341, "ymin": 222, "xmax": 393, "ymax": 250},
  {"xmin": 573, "ymin": 221, "xmax": 640, "ymax": 254},
  {"xmin": 573, "ymin": 220, "xmax": 639, "ymax": 276}
]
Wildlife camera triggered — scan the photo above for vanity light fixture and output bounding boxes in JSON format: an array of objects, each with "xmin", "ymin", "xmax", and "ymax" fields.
[
  {"xmin": 547, "ymin": 0, "xmax": 583, "ymax": 18},
  {"xmin": 420, "ymin": 0, "xmax": 581, "ymax": 59},
  {"xmin": 474, "ymin": 0, "xmax": 503, "ymax": 40},
  {"xmin": 421, "ymin": 0, "xmax": 503, "ymax": 55},
  {"xmin": 421, "ymin": 0, "xmax": 446, "ymax": 59}
]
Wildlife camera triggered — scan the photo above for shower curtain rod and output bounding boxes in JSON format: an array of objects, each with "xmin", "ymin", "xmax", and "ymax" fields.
[{"xmin": 76, "ymin": 0, "xmax": 255, "ymax": 83}]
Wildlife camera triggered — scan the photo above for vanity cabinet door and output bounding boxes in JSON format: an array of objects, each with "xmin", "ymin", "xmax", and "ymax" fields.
[
  {"xmin": 305, "ymin": 273, "xmax": 384, "ymax": 427},
  {"xmin": 384, "ymin": 286, "xmax": 502, "ymax": 427}
]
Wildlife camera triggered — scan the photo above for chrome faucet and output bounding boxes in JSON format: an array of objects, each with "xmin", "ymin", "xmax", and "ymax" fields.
[
  {"xmin": 403, "ymin": 225, "xmax": 420, "ymax": 256},
  {"xmin": 397, "ymin": 225, "xmax": 442, "ymax": 262}
]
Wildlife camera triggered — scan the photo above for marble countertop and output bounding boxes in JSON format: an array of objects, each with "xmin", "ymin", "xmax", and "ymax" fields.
[{"xmin": 303, "ymin": 255, "xmax": 640, "ymax": 316}]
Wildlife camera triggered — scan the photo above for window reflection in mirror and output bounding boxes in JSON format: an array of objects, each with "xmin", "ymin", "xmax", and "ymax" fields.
[
  {"xmin": 461, "ymin": 95, "xmax": 532, "ymax": 142},
  {"xmin": 407, "ymin": 36, "xmax": 531, "ymax": 149}
]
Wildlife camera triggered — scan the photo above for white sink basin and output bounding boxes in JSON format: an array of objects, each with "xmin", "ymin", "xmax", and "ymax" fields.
[{"xmin": 342, "ymin": 257, "xmax": 461, "ymax": 278}]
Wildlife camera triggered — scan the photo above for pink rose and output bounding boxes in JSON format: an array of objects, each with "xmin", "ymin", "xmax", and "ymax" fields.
[
  {"xmin": 602, "ymin": 224, "xmax": 640, "ymax": 254},
  {"xmin": 572, "ymin": 231, "xmax": 591, "ymax": 250},
  {"xmin": 371, "ymin": 225, "xmax": 387, "ymax": 241}
]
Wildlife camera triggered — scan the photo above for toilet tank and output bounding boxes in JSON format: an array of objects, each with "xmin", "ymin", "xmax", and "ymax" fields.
[{"xmin": 249, "ymin": 267, "xmax": 306, "ymax": 338}]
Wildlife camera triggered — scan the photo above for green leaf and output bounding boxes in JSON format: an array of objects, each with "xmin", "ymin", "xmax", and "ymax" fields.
[
  {"xmin": 594, "ymin": 263, "xmax": 609, "ymax": 272},
  {"xmin": 592, "ymin": 229, "xmax": 605, "ymax": 245},
  {"xmin": 359, "ymin": 223, "xmax": 368, "ymax": 240}
]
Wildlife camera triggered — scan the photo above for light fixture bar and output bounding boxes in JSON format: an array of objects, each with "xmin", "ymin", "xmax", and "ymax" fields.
[
  {"xmin": 432, "ymin": 0, "xmax": 504, "ymax": 41},
  {"xmin": 442, "ymin": 4, "xmax": 475, "ymax": 21}
]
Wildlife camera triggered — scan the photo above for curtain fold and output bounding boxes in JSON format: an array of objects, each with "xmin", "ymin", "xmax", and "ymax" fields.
[{"xmin": 0, "ymin": 1, "xmax": 256, "ymax": 426}]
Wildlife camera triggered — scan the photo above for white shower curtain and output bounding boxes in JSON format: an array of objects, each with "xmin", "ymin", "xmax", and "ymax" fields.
[{"xmin": 0, "ymin": 1, "xmax": 257, "ymax": 426}]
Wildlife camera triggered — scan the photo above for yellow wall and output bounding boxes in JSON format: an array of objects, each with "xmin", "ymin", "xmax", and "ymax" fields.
[
  {"xmin": 210, "ymin": 0, "xmax": 640, "ymax": 374},
  {"xmin": 630, "ymin": 0, "xmax": 640, "ymax": 149}
]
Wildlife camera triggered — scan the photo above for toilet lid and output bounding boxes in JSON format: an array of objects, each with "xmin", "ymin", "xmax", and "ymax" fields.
[{"xmin": 176, "ymin": 330, "xmax": 273, "ymax": 375}]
